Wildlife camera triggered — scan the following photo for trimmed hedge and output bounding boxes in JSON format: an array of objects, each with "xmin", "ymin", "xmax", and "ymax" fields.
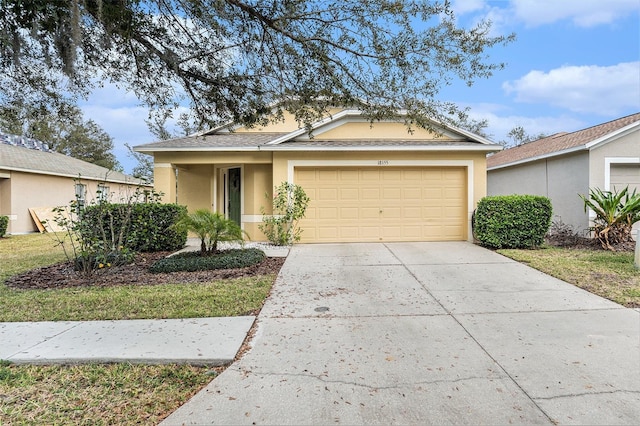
[
  {"xmin": 473, "ymin": 195, "xmax": 552, "ymax": 249},
  {"xmin": 0, "ymin": 215, "xmax": 8, "ymax": 237},
  {"xmin": 149, "ymin": 248, "xmax": 266, "ymax": 273},
  {"xmin": 80, "ymin": 203, "xmax": 187, "ymax": 252}
]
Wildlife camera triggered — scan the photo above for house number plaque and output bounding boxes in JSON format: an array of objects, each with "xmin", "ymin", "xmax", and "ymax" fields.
[{"xmin": 377, "ymin": 160, "xmax": 390, "ymax": 165}]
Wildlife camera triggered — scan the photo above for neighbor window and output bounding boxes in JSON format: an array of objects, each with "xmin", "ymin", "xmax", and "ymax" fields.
[
  {"xmin": 75, "ymin": 183, "xmax": 87, "ymax": 211},
  {"xmin": 97, "ymin": 183, "xmax": 110, "ymax": 201}
]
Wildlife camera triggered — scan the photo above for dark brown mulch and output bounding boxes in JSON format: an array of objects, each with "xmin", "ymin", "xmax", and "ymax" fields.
[{"xmin": 5, "ymin": 251, "xmax": 286, "ymax": 290}]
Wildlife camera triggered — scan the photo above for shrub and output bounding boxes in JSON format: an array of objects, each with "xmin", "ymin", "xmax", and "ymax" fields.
[
  {"xmin": 259, "ymin": 182, "xmax": 310, "ymax": 246},
  {"xmin": 81, "ymin": 203, "xmax": 187, "ymax": 252},
  {"xmin": 0, "ymin": 215, "xmax": 8, "ymax": 237},
  {"xmin": 172, "ymin": 209, "xmax": 244, "ymax": 254},
  {"xmin": 149, "ymin": 248, "xmax": 265, "ymax": 273},
  {"xmin": 580, "ymin": 186, "xmax": 640, "ymax": 250},
  {"xmin": 474, "ymin": 195, "xmax": 552, "ymax": 249}
]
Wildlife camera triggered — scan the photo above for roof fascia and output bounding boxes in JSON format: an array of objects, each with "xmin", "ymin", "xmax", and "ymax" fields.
[
  {"xmin": 264, "ymin": 144, "xmax": 501, "ymax": 152},
  {"xmin": 487, "ymin": 145, "xmax": 587, "ymax": 171},
  {"xmin": 134, "ymin": 144, "xmax": 500, "ymax": 153},
  {"xmin": 265, "ymin": 109, "xmax": 359, "ymax": 145},
  {"xmin": 0, "ymin": 165, "xmax": 148, "ymax": 185},
  {"xmin": 585, "ymin": 121, "xmax": 640, "ymax": 150}
]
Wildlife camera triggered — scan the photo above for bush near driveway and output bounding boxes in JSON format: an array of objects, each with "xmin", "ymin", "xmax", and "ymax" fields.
[{"xmin": 474, "ymin": 195, "xmax": 552, "ymax": 249}]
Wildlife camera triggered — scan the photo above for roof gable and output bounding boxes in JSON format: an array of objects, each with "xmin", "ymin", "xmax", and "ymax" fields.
[
  {"xmin": 487, "ymin": 112, "xmax": 640, "ymax": 170},
  {"xmin": 135, "ymin": 108, "xmax": 499, "ymax": 153}
]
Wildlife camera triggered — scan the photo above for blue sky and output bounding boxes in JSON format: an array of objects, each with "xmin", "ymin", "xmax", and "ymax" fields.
[{"xmin": 79, "ymin": 0, "xmax": 640, "ymax": 174}]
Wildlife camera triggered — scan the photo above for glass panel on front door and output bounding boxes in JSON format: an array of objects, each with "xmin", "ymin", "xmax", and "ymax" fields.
[{"xmin": 227, "ymin": 168, "xmax": 241, "ymax": 225}]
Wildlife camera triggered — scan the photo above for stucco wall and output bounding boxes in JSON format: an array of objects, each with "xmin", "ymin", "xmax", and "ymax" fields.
[
  {"xmin": 315, "ymin": 121, "xmax": 441, "ymax": 140},
  {"xmin": 176, "ymin": 164, "xmax": 213, "ymax": 211},
  {"xmin": 0, "ymin": 176, "xmax": 10, "ymax": 225},
  {"xmin": 488, "ymin": 152, "xmax": 590, "ymax": 234},
  {"xmin": 589, "ymin": 131, "xmax": 640, "ymax": 190},
  {"xmin": 2, "ymin": 171, "xmax": 145, "ymax": 234}
]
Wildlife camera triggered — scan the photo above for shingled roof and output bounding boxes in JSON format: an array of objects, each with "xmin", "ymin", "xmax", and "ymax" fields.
[
  {"xmin": 0, "ymin": 140, "xmax": 142, "ymax": 184},
  {"xmin": 487, "ymin": 113, "xmax": 640, "ymax": 169},
  {"xmin": 134, "ymin": 109, "xmax": 500, "ymax": 153}
]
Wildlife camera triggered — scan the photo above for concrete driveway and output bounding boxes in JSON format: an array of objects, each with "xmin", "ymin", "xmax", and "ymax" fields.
[{"xmin": 162, "ymin": 242, "xmax": 640, "ymax": 425}]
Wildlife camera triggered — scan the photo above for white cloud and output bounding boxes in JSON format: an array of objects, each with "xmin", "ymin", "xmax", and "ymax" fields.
[
  {"xmin": 502, "ymin": 62, "xmax": 640, "ymax": 115},
  {"xmin": 465, "ymin": 105, "xmax": 586, "ymax": 143},
  {"xmin": 509, "ymin": 0, "xmax": 640, "ymax": 28},
  {"xmin": 451, "ymin": 0, "xmax": 487, "ymax": 15},
  {"xmin": 459, "ymin": 0, "xmax": 637, "ymax": 32}
]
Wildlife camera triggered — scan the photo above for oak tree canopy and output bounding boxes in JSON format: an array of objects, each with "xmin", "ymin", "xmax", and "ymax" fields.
[{"xmin": 0, "ymin": 0, "xmax": 513, "ymax": 131}]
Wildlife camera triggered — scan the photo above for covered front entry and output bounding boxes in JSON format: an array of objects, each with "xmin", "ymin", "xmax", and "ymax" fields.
[{"xmin": 295, "ymin": 166, "xmax": 467, "ymax": 243}]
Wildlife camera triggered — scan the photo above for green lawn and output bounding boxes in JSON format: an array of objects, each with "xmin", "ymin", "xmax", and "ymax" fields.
[
  {"xmin": 498, "ymin": 246, "xmax": 640, "ymax": 308},
  {"xmin": 0, "ymin": 233, "xmax": 274, "ymax": 322},
  {"xmin": 0, "ymin": 233, "xmax": 277, "ymax": 425}
]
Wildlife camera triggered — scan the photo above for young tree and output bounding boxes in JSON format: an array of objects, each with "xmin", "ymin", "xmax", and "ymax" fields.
[
  {"xmin": 501, "ymin": 126, "xmax": 547, "ymax": 147},
  {"xmin": 0, "ymin": 0, "xmax": 514, "ymax": 132}
]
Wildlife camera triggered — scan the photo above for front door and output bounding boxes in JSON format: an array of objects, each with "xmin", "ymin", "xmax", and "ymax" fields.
[{"xmin": 227, "ymin": 167, "xmax": 241, "ymax": 225}]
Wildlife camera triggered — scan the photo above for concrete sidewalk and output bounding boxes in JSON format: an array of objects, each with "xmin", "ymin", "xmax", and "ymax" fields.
[
  {"xmin": 0, "ymin": 317, "xmax": 255, "ymax": 365},
  {"xmin": 0, "ymin": 239, "xmax": 289, "ymax": 366},
  {"xmin": 162, "ymin": 242, "xmax": 640, "ymax": 425}
]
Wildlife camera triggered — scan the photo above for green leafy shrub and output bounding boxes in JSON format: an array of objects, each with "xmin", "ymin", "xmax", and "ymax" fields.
[
  {"xmin": 580, "ymin": 186, "xmax": 640, "ymax": 250},
  {"xmin": 149, "ymin": 248, "xmax": 265, "ymax": 273},
  {"xmin": 259, "ymin": 182, "xmax": 310, "ymax": 246},
  {"xmin": 172, "ymin": 209, "xmax": 245, "ymax": 254},
  {"xmin": 0, "ymin": 215, "xmax": 8, "ymax": 237},
  {"xmin": 474, "ymin": 195, "xmax": 552, "ymax": 249},
  {"xmin": 81, "ymin": 203, "xmax": 187, "ymax": 252}
]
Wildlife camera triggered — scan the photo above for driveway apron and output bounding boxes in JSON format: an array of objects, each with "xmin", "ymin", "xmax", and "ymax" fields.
[{"xmin": 162, "ymin": 242, "xmax": 640, "ymax": 425}]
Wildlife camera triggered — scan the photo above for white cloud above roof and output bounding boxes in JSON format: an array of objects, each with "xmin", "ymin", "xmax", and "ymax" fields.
[
  {"xmin": 502, "ymin": 62, "xmax": 640, "ymax": 115},
  {"xmin": 508, "ymin": 0, "xmax": 639, "ymax": 27},
  {"xmin": 456, "ymin": 0, "xmax": 638, "ymax": 29}
]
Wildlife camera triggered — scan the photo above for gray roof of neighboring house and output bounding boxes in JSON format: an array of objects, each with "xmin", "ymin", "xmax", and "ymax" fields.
[
  {"xmin": 487, "ymin": 112, "xmax": 640, "ymax": 169},
  {"xmin": 0, "ymin": 138, "xmax": 143, "ymax": 184}
]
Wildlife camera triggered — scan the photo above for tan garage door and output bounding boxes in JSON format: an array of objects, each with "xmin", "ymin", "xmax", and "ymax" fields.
[
  {"xmin": 295, "ymin": 167, "xmax": 467, "ymax": 243},
  {"xmin": 611, "ymin": 164, "xmax": 640, "ymax": 192}
]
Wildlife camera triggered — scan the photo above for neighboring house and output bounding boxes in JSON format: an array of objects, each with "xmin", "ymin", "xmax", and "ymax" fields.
[
  {"xmin": 487, "ymin": 113, "xmax": 640, "ymax": 236},
  {"xmin": 0, "ymin": 133, "xmax": 149, "ymax": 234},
  {"xmin": 134, "ymin": 108, "xmax": 501, "ymax": 243}
]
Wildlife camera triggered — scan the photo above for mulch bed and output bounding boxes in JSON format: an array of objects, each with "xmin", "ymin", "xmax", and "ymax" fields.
[{"xmin": 5, "ymin": 251, "xmax": 286, "ymax": 290}]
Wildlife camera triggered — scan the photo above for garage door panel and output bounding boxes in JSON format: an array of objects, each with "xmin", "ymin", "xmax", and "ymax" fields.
[
  {"xmin": 296, "ymin": 166, "xmax": 466, "ymax": 242},
  {"xmin": 361, "ymin": 207, "xmax": 381, "ymax": 219},
  {"xmin": 318, "ymin": 207, "xmax": 338, "ymax": 219},
  {"xmin": 361, "ymin": 188, "xmax": 381, "ymax": 199},
  {"xmin": 340, "ymin": 188, "xmax": 359, "ymax": 200},
  {"xmin": 402, "ymin": 207, "xmax": 422, "ymax": 218},
  {"xmin": 381, "ymin": 207, "xmax": 402, "ymax": 219}
]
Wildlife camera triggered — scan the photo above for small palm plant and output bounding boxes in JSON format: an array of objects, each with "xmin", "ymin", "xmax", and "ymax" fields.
[
  {"xmin": 580, "ymin": 186, "xmax": 640, "ymax": 250},
  {"xmin": 174, "ymin": 209, "xmax": 245, "ymax": 254}
]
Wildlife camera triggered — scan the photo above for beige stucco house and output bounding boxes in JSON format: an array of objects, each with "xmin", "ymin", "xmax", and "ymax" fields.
[
  {"xmin": 1, "ymin": 135, "xmax": 149, "ymax": 234},
  {"xmin": 134, "ymin": 108, "xmax": 501, "ymax": 243},
  {"xmin": 487, "ymin": 113, "xmax": 640, "ymax": 236}
]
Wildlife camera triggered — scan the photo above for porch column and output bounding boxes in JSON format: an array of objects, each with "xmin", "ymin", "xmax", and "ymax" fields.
[{"xmin": 154, "ymin": 163, "xmax": 177, "ymax": 204}]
